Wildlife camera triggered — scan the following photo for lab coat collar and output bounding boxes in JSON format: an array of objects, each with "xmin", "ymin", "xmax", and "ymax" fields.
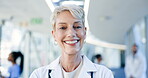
[
  {"xmin": 82, "ymin": 55, "xmax": 97, "ymax": 72},
  {"xmin": 47, "ymin": 56, "xmax": 61, "ymax": 70},
  {"xmin": 79, "ymin": 55, "xmax": 97, "ymax": 78},
  {"xmin": 46, "ymin": 55, "xmax": 97, "ymax": 78},
  {"xmin": 46, "ymin": 56, "xmax": 62, "ymax": 78}
]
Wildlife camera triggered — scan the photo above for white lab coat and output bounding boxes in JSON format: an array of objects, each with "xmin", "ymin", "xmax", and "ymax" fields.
[
  {"xmin": 29, "ymin": 55, "xmax": 114, "ymax": 78},
  {"xmin": 124, "ymin": 52, "xmax": 147, "ymax": 78}
]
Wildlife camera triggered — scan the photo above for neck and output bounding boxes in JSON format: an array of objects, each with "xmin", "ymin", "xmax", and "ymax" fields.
[
  {"xmin": 60, "ymin": 52, "xmax": 82, "ymax": 72},
  {"xmin": 12, "ymin": 62, "xmax": 16, "ymax": 65}
]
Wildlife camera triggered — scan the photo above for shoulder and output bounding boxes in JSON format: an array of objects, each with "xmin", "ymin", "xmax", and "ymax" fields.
[
  {"xmin": 137, "ymin": 53, "xmax": 146, "ymax": 62},
  {"xmin": 137, "ymin": 52, "xmax": 145, "ymax": 58},
  {"xmin": 82, "ymin": 55, "xmax": 114, "ymax": 77},
  {"xmin": 36, "ymin": 65, "xmax": 49, "ymax": 71},
  {"xmin": 33, "ymin": 65, "xmax": 49, "ymax": 73},
  {"xmin": 14, "ymin": 64, "xmax": 20, "ymax": 69},
  {"xmin": 9, "ymin": 64, "xmax": 20, "ymax": 71},
  {"xmin": 125, "ymin": 55, "xmax": 132, "ymax": 61},
  {"xmin": 94, "ymin": 64, "xmax": 112, "ymax": 72},
  {"xmin": 30, "ymin": 57, "xmax": 60, "ymax": 78},
  {"xmin": 94, "ymin": 64, "xmax": 114, "ymax": 77},
  {"xmin": 29, "ymin": 65, "xmax": 49, "ymax": 78}
]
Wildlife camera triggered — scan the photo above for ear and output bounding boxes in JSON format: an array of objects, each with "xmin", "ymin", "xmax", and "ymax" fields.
[
  {"xmin": 84, "ymin": 27, "xmax": 87, "ymax": 39},
  {"xmin": 84, "ymin": 27, "xmax": 87, "ymax": 32},
  {"xmin": 52, "ymin": 30, "xmax": 56, "ymax": 41}
]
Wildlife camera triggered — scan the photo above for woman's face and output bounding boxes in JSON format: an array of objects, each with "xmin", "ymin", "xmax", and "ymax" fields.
[
  {"xmin": 52, "ymin": 11, "xmax": 86, "ymax": 55},
  {"xmin": 8, "ymin": 53, "xmax": 14, "ymax": 62}
]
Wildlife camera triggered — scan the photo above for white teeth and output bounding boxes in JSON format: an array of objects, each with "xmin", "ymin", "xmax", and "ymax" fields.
[{"xmin": 65, "ymin": 40, "xmax": 78, "ymax": 44}]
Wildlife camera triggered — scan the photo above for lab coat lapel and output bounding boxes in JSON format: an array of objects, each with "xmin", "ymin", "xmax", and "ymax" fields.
[
  {"xmin": 50, "ymin": 65, "xmax": 63, "ymax": 78},
  {"xmin": 47, "ymin": 55, "xmax": 97, "ymax": 78},
  {"xmin": 78, "ymin": 68, "xmax": 91, "ymax": 78},
  {"xmin": 78, "ymin": 55, "xmax": 97, "ymax": 78},
  {"xmin": 47, "ymin": 56, "xmax": 63, "ymax": 78}
]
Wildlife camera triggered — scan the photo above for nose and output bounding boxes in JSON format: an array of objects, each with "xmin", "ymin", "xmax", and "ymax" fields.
[{"xmin": 67, "ymin": 27, "xmax": 77, "ymax": 38}]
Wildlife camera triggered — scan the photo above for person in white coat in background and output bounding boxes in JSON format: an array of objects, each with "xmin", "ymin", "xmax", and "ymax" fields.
[
  {"xmin": 125, "ymin": 44, "xmax": 147, "ymax": 78},
  {"xmin": 30, "ymin": 4, "xmax": 114, "ymax": 78}
]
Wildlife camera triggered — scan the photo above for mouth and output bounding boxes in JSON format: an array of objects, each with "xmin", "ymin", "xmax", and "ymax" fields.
[{"xmin": 64, "ymin": 40, "xmax": 80, "ymax": 44}]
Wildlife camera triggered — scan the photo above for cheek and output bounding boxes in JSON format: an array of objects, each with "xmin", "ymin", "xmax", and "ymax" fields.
[
  {"xmin": 8, "ymin": 56, "xmax": 12, "ymax": 61},
  {"xmin": 55, "ymin": 32, "xmax": 63, "ymax": 42},
  {"xmin": 79, "ymin": 31, "xmax": 86, "ymax": 39}
]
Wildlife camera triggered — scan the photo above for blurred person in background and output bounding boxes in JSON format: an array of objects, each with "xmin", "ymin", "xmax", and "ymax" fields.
[
  {"xmin": 30, "ymin": 4, "xmax": 114, "ymax": 78},
  {"xmin": 124, "ymin": 44, "xmax": 147, "ymax": 78},
  {"xmin": 95, "ymin": 54, "xmax": 103, "ymax": 65},
  {"xmin": 1, "ymin": 51, "xmax": 24, "ymax": 78}
]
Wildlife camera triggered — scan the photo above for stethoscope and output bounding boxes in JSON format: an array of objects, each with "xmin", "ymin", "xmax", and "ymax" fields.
[{"xmin": 48, "ymin": 70, "xmax": 94, "ymax": 78}]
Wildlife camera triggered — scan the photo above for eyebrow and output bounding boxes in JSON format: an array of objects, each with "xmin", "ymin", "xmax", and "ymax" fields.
[
  {"xmin": 74, "ymin": 21, "xmax": 82, "ymax": 24},
  {"xmin": 58, "ymin": 21, "xmax": 82, "ymax": 25},
  {"xmin": 58, "ymin": 22, "xmax": 67, "ymax": 25}
]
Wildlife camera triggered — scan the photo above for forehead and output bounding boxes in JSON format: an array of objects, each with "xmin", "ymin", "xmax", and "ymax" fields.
[
  {"xmin": 9, "ymin": 53, "xmax": 13, "ymax": 57},
  {"xmin": 56, "ymin": 11, "xmax": 81, "ymax": 23}
]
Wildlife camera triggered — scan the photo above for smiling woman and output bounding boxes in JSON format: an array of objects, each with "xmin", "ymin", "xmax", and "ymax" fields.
[
  {"xmin": 52, "ymin": 11, "xmax": 86, "ymax": 55},
  {"xmin": 29, "ymin": 4, "xmax": 114, "ymax": 78}
]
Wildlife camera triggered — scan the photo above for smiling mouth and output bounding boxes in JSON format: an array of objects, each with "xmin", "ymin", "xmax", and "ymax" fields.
[{"xmin": 64, "ymin": 40, "xmax": 80, "ymax": 44}]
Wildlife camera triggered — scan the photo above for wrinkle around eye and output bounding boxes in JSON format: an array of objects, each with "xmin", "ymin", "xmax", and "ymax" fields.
[
  {"xmin": 59, "ymin": 26, "xmax": 67, "ymax": 30},
  {"xmin": 73, "ymin": 26, "xmax": 82, "ymax": 29}
]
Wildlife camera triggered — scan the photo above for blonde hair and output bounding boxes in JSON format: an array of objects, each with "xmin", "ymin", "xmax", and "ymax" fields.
[{"xmin": 50, "ymin": 4, "xmax": 85, "ymax": 29}]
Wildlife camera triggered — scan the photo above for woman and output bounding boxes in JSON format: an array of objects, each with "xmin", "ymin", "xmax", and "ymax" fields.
[
  {"xmin": 30, "ymin": 5, "xmax": 114, "ymax": 78},
  {"xmin": 7, "ymin": 51, "xmax": 24, "ymax": 78}
]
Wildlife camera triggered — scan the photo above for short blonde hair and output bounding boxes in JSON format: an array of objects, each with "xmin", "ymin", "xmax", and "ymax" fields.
[{"xmin": 50, "ymin": 4, "xmax": 85, "ymax": 29}]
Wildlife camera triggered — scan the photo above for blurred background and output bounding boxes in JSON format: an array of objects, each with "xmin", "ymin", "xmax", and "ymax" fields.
[{"xmin": 0, "ymin": 0, "xmax": 148, "ymax": 78}]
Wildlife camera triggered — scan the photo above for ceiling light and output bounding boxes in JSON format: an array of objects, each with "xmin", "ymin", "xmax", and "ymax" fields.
[{"xmin": 99, "ymin": 16, "xmax": 111, "ymax": 21}]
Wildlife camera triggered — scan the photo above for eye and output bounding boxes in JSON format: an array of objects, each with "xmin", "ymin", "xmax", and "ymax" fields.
[
  {"xmin": 60, "ymin": 27, "xmax": 67, "ymax": 30},
  {"xmin": 74, "ymin": 26, "xmax": 82, "ymax": 29}
]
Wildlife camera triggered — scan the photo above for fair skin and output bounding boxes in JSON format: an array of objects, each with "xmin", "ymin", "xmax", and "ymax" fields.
[{"xmin": 52, "ymin": 11, "xmax": 86, "ymax": 72}]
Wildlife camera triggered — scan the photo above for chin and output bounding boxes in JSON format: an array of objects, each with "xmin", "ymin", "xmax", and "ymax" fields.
[{"xmin": 64, "ymin": 49, "xmax": 80, "ymax": 55}]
